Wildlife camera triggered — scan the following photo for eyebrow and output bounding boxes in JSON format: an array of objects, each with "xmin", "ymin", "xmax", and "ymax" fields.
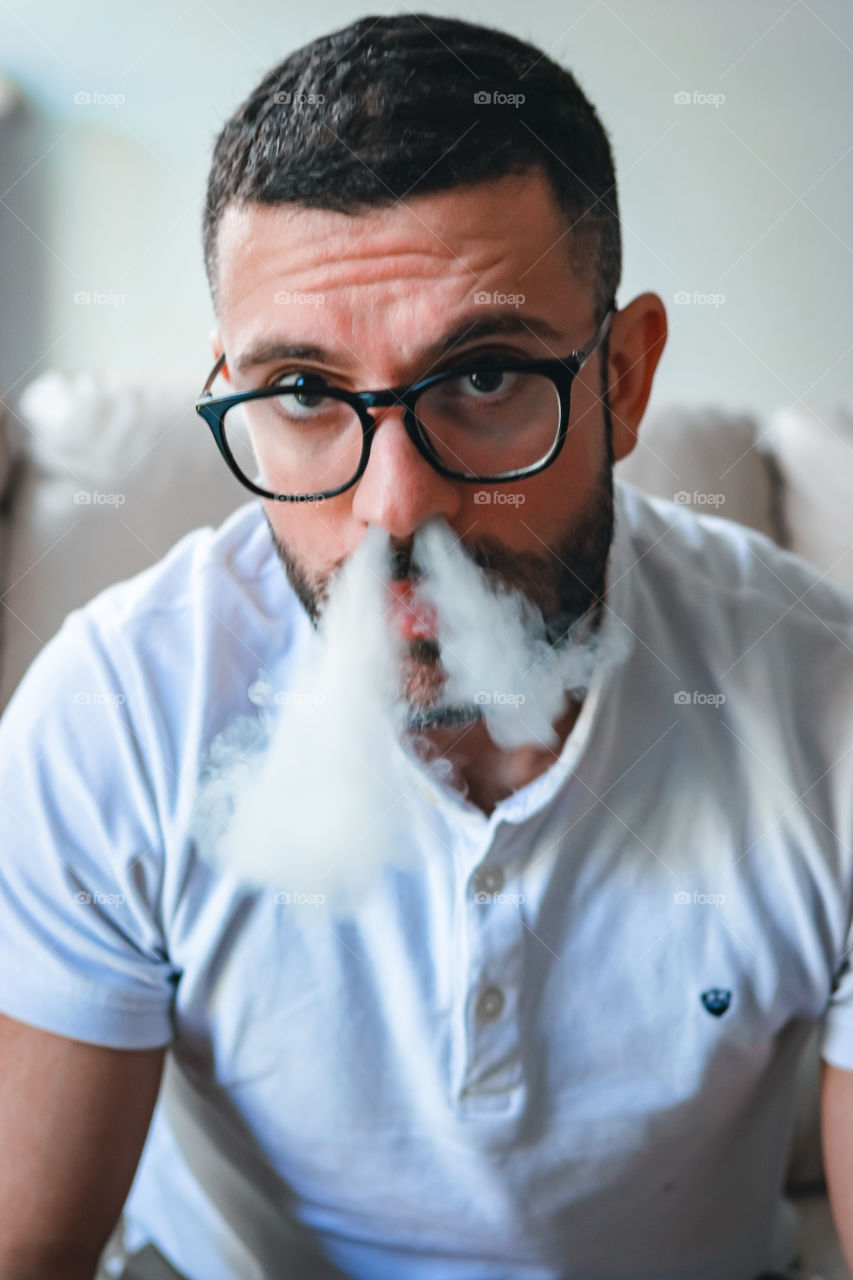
[{"xmin": 234, "ymin": 311, "xmax": 568, "ymax": 378}]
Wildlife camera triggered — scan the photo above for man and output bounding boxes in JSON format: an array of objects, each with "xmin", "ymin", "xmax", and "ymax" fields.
[{"xmin": 1, "ymin": 14, "xmax": 852, "ymax": 1280}]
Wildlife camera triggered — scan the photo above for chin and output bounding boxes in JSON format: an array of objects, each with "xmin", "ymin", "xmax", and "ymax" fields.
[
  {"xmin": 403, "ymin": 703, "xmax": 484, "ymax": 732},
  {"xmin": 398, "ymin": 640, "xmax": 482, "ymax": 731}
]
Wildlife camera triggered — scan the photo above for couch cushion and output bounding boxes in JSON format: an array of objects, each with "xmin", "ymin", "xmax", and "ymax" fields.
[
  {"xmin": 761, "ymin": 404, "xmax": 853, "ymax": 595},
  {"xmin": 0, "ymin": 370, "xmax": 250, "ymax": 710},
  {"xmin": 615, "ymin": 402, "xmax": 778, "ymax": 541}
]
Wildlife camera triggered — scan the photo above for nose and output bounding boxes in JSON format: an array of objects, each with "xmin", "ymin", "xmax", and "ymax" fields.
[{"xmin": 349, "ymin": 403, "xmax": 462, "ymax": 539}]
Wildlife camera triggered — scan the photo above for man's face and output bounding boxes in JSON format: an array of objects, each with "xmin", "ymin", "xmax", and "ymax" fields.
[{"xmin": 212, "ymin": 170, "xmax": 615, "ymax": 722}]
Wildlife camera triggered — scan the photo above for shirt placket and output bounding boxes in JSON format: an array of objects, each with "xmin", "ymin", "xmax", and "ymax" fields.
[{"xmin": 449, "ymin": 820, "xmax": 527, "ymax": 1117}]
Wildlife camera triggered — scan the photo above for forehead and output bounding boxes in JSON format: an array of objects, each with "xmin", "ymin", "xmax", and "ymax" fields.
[{"xmin": 214, "ymin": 171, "xmax": 592, "ymax": 374}]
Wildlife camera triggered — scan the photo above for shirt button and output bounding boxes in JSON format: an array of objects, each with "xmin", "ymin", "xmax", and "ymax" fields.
[
  {"xmin": 476, "ymin": 987, "xmax": 505, "ymax": 1022},
  {"xmin": 475, "ymin": 866, "xmax": 504, "ymax": 896}
]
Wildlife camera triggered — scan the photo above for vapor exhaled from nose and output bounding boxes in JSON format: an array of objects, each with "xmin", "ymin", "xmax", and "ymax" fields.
[{"xmin": 190, "ymin": 515, "xmax": 626, "ymax": 916}]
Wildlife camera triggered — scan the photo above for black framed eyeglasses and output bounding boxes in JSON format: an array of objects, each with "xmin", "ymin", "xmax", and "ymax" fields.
[{"xmin": 195, "ymin": 307, "xmax": 614, "ymax": 503}]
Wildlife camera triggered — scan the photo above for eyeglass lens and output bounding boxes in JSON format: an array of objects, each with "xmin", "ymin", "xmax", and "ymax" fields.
[{"xmin": 221, "ymin": 368, "xmax": 563, "ymax": 497}]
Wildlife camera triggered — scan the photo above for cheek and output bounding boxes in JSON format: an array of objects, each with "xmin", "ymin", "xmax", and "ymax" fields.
[
  {"xmin": 474, "ymin": 424, "xmax": 603, "ymax": 548},
  {"xmin": 264, "ymin": 498, "xmax": 355, "ymax": 578},
  {"xmin": 542, "ymin": 395, "xmax": 608, "ymax": 510}
]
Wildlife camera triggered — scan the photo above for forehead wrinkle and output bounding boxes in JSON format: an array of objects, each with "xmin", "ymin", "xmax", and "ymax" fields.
[
  {"xmin": 255, "ymin": 235, "xmax": 505, "ymax": 299},
  {"xmin": 223, "ymin": 198, "xmax": 539, "ymax": 298},
  {"xmin": 232, "ymin": 251, "xmax": 539, "ymax": 382},
  {"xmin": 236, "ymin": 191, "xmax": 500, "ymax": 280}
]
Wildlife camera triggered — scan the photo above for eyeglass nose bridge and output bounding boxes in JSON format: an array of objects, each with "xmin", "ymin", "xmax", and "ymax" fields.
[
  {"xmin": 354, "ymin": 384, "xmax": 418, "ymax": 415},
  {"xmin": 359, "ymin": 385, "xmax": 402, "ymax": 404},
  {"xmin": 351, "ymin": 384, "xmax": 437, "ymax": 461}
]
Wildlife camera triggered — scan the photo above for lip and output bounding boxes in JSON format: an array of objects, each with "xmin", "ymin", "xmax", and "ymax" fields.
[{"xmin": 387, "ymin": 581, "xmax": 439, "ymax": 640}]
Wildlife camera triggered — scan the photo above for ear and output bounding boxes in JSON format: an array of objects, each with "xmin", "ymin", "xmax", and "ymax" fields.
[
  {"xmin": 209, "ymin": 328, "xmax": 231, "ymax": 384},
  {"xmin": 604, "ymin": 293, "xmax": 667, "ymax": 463}
]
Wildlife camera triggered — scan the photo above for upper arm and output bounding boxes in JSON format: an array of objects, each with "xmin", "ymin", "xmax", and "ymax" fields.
[
  {"xmin": 822, "ymin": 1059, "xmax": 853, "ymax": 1267},
  {"xmin": 0, "ymin": 1012, "xmax": 165, "ymax": 1277}
]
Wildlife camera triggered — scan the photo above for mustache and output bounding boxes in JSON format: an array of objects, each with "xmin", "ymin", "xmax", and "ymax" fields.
[
  {"xmin": 316, "ymin": 530, "xmax": 605, "ymax": 655},
  {"xmin": 390, "ymin": 544, "xmax": 417, "ymax": 581},
  {"xmin": 388, "ymin": 535, "xmax": 531, "ymax": 590}
]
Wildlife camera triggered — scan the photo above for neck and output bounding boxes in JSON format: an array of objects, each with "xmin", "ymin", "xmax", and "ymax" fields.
[
  {"xmin": 404, "ymin": 694, "xmax": 584, "ymax": 817},
  {"xmin": 402, "ymin": 598, "xmax": 609, "ymax": 815}
]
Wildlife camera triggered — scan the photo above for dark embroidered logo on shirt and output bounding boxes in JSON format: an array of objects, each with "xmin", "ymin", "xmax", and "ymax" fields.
[{"xmin": 701, "ymin": 988, "xmax": 732, "ymax": 1017}]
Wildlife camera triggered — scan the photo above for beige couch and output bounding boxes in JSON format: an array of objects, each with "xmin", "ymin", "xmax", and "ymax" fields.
[{"xmin": 0, "ymin": 372, "xmax": 851, "ymax": 1278}]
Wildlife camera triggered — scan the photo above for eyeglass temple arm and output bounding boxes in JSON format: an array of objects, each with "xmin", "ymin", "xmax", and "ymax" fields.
[
  {"xmin": 578, "ymin": 303, "xmax": 615, "ymax": 365},
  {"xmin": 199, "ymin": 353, "xmax": 227, "ymax": 398}
]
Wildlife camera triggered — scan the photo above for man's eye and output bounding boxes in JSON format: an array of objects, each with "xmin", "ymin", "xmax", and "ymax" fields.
[
  {"xmin": 443, "ymin": 366, "xmax": 519, "ymax": 399},
  {"xmin": 271, "ymin": 373, "xmax": 330, "ymax": 410},
  {"xmin": 465, "ymin": 367, "xmax": 514, "ymax": 395}
]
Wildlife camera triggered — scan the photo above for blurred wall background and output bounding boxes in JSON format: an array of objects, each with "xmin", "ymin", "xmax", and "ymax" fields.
[{"xmin": 0, "ymin": 0, "xmax": 851, "ymax": 416}]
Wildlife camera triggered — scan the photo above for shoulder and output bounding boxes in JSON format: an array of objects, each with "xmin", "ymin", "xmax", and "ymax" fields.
[
  {"xmin": 81, "ymin": 499, "xmax": 284, "ymax": 634},
  {"xmin": 613, "ymin": 478, "xmax": 853, "ymax": 640},
  {"xmin": 66, "ymin": 499, "xmax": 303, "ymax": 705},
  {"xmin": 0, "ymin": 500, "xmax": 307, "ymax": 808},
  {"xmin": 611, "ymin": 481, "xmax": 853, "ymax": 821}
]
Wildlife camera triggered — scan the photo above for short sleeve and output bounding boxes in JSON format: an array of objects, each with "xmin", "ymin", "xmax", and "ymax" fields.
[{"xmin": 0, "ymin": 608, "xmax": 178, "ymax": 1048}]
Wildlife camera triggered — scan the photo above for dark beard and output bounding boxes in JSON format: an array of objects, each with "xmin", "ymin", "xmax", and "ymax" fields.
[{"xmin": 264, "ymin": 379, "xmax": 616, "ymax": 727}]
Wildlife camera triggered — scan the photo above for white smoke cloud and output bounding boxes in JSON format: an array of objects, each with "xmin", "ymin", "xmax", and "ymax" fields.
[
  {"xmin": 190, "ymin": 523, "xmax": 417, "ymax": 914},
  {"xmin": 412, "ymin": 518, "xmax": 609, "ymax": 751},
  {"xmin": 190, "ymin": 515, "xmax": 628, "ymax": 916}
]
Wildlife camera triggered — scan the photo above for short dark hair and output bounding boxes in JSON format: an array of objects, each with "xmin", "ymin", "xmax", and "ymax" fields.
[{"xmin": 203, "ymin": 13, "xmax": 621, "ymax": 320}]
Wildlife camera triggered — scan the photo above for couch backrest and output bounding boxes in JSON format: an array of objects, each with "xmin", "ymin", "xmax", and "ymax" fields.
[{"xmin": 614, "ymin": 401, "xmax": 780, "ymax": 541}]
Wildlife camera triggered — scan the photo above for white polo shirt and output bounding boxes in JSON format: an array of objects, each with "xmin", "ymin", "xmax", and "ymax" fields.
[{"xmin": 1, "ymin": 481, "xmax": 853, "ymax": 1280}]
